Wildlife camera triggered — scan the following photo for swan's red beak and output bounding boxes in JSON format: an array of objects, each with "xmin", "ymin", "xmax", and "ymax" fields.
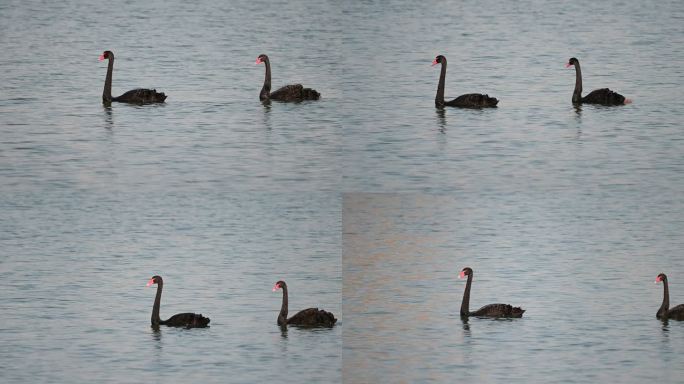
[
  {"xmin": 459, "ymin": 270, "xmax": 466, "ymax": 279},
  {"xmin": 98, "ymin": 54, "xmax": 105, "ymax": 61},
  {"xmin": 431, "ymin": 59, "xmax": 439, "ymax": 66},
  {"xmin": 255, "ymin": 57, "xmax": 263, "ymax": 65},
  {"xmin": 564, "ymin": 63, "xmax": 572, "ymax": 68},
  {"xmin": 655, "ymin": 276, "xmax": 663, "ymax": 283},
  {"xmin": 146, "ymin": 278, "xmax": 155, "ymax": 287},
  {"xmin": 272, "ymin": 283, "xmax": 281, "ymax": 292}
]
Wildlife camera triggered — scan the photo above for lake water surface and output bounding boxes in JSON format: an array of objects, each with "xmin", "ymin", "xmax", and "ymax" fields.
[{"xmin": 2, "ymin": 0, "xmax": 684, "ymax": 383}]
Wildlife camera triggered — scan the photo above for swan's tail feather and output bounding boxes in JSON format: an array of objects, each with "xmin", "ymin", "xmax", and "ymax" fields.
[
  {"xmin": 484, "ymin": 95, "xmax": 499, "ymax": 107},
  {"xmin": 189, "ymin": 313, "xmax": 210, "ymax": 328},
  {"xmin": 511, "ymin": 307, "xmax": 525, "ymax": 318},
  {"xmin": 156, "ymin": 91, "xmax": 167, "ymax": 102},
  {"xmin": 302, "ymin": 88, "xmax": 320, "ymax": 100},
  {"xmin": 321, "ymin": 309, "xmax": 337, "ymax": 326}
]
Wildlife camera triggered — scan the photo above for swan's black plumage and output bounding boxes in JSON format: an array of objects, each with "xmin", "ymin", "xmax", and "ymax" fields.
[
  {"xmin": 566, "ymin": 57, "xmax": 629, "ymax": 106},
  {"xmin": 273, "ymin": 280, "xmax": 336, "ymax": 327},
  {"xmin": 432, "ymin": 55, "xmax": 498, "ymax": 108},
  {"xmin": 256, "ymin": 54, "xmax": 320, "ymax": 102},
  {"xmin": 459, "ymin": 267, "xmax": 524, "ymax": 318},
  {"xmin": 100, "ymin": 50, "xmax": 166, "ymax": 104},
  {"xmin": 147, "ymin": 275, "xmax": 209, "ymax": 328},
  {"xmin": 656, "ymin": 273, "xmax": 684, "ymax": 321}
]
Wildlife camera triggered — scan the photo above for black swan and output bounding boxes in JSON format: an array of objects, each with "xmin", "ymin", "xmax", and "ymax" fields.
[
  {"xmin": 255, "ymin": 54, "xmax": 320, "ymax": 102},
  {"xmin": 99, "ymin": 51, "xmax": 167, "ymax": 104},
  {"xmin": 147, "ymin": 276, "xmax": 210, "ymax": 328},
  {"xmin": 432, "ymin": 55, "xmax": 498, "ymax": 108},
  {"xmin": 655, "ymin": 273, "xmax": 684, "ymax": 321},
  {"xmin": 459, "ymin": 267, "xmax": 524, "ymax": 318},
  {"xmin": 272, "ymin": 280, "xmax": 336, "ymax": 327},
  {"xmin": 565, "ymin": 57, "xmax": 631, "ymax": 105}
]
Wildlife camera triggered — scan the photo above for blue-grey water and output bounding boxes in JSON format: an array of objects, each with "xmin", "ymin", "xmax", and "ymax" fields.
[
  {"xmin": 343, "ymin": 194, "xmax": 684, "ymax": 383},
  {"xmin": 1, "ymin": 0, "xmax": 684, "ymax": 382}
]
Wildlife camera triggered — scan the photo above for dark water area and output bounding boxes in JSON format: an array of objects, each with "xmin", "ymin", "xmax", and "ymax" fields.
[{"xmin": 2, "ymin": 0, "xmax": 684, "ymax": 382}]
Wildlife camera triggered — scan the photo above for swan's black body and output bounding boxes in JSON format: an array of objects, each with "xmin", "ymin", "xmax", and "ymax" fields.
[
  {"xmin": 656, "ymin": 273, "xmax": 684, "ymax": 321},
  {"xmin": 100, "ymin": 51, "xmax": 166, "ymax": 104},
  {"xmin": 256, "ymin": 54, "xmax": 320, "ymax": 102},
  {"xmin": 566, "ymin": 57, "xmax": 627, "ymax": 106},
  {"xmin": 432, "ymin": 55, "xmax": 498, "ymax": 108},
  {"xmin": 148, "ymin": 275, "xmax": 210, "ymax": 328},
  {"xmin": 459, "ymin": 267, "xmax": 524, "ymax": 318},
  {"xmin": 273, "ymin": 280, "xmax": 336, "ymax": 327}
]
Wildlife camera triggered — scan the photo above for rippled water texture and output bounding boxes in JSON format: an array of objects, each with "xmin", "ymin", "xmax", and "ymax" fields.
[
  {"xmin": 2, "ymin": 0, "xmax": 684, "ymax": 382},
  {"xmin": 343, "ymin": 193, "xmax": 684, "ymax": 383},
  {"xmin": 1, "ymin": 0, "xmax": 342, "ymax": 382},
  {"xmin": 344, "ymin": 194, "xmax": 684, "ymax": 383}
]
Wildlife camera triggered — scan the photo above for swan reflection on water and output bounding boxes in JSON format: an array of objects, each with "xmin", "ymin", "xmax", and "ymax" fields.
[
  {"xmin": 460, "ymin": 316, "xmax": 471, "ymax": 333},
  {"xmin": 573, "ymin": 103, "xmax": 583, "ymax": 116},
  {"xmin": 102, "ymin": 104, "xmax": 114, "ymax": 129},
  {"xmin": 435, "ymin": 107, "xmax": 447, "ymax": 133}
]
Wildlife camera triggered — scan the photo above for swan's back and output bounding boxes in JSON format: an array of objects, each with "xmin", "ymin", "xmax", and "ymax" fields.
[
  {"xmin": 114, "ymin": 88, "xmax": 167, "ymax": 104},
  {"xmin": 470, "ymin": 303, "xmax": 524, "ymax": 318},
  {"xmin": 162, "ymin": 312, "xmax": 210, "ymax": 328},
  {"xmin": 287, "ymin": 307, "xmax": 337, "ymax": 327},
  {"xmin": 582, "ymin": 88, "xmax": 625, "ymax": 105},
  {"xmin": 270, "ymin": 84, "xmax": 320, "ymax": 102},
  {"xmin": 446, "ymin": 93, "xmax": 498, "ymax": 108},
  {"xmin": 667, "ymin": 304, "xmax": 684, "ymax": 320}
]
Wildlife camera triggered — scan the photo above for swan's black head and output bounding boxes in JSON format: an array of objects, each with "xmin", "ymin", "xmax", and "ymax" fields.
[
  {"xmin": 656, "ymin": 273, "xmax": 667, "ymax": 283},
  {"xmin": 459, "ymin": 267, "xmax": 473, "ymax": 279},
  {"xmin": 272, "ymin": 280, "xmax": 287, "ymax": 291},
  {"xmin": 567, "ymin": 57, "xmax": 579, "ymax": 66},
  {"xmin": 256, "ymin": 54, "xmax": 269, "ymax": 65},
  {"xmin": 146, "ymin": 275, "xmax": 163, "ymax": 286},
  {"xmin": 99, "ymin": 51, "xmax": 113, "ymax": 61},
  {"xmin": 432, "ymin": 55, "xmax": 446, "ymax": 66}
]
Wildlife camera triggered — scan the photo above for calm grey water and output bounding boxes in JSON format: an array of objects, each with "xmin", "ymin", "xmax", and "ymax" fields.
[
  {"xmin": 343, "ymin": 194, "xmax": 684, "ymax": 383},
  {"xmin": 2, "ymin": 0, "xmax": 684, "ymax": 382}
]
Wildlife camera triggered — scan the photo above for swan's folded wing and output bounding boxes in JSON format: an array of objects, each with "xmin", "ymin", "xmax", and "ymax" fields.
[
  {"xmin": 449, "ymin": 93, "xmax": 498, "ymax": 107},
  {"xmin": 269, "ymin": 84, "xmax": 304, "ymax": 101},
  {"xmin": 472, "ymin": 303, "xmax": 524, "ymax": 318},
  {"xmin": 583, "ymin": 88, "xmax": 625, "ymax": 105},
  {"xmin": 115, "ymin": 88, "xmax": 167, "ymax": 104},
  {"xmin": 287, "ymin": 307, "xmax": 337, "ymax": 326},
  {"xmin": 667, "ymin": 304, "xmax": 684, "ymax": 320},
  {"xmin": 164, "ymin": 312, "xmax": 210, "ymax": 327}
]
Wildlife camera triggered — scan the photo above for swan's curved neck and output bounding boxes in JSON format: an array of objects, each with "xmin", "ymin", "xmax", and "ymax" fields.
[
  {"xmin": 152, "ymin": 281, "xmax": 163, "ymax": 325},
  {"xmin": 460, "ymin": 273, "xmax": 472, "ymax": 316},
  {"xmin": 278, "ymin": 285, "xmax": 288, "ymax": 325},
  {"xmin": 260, "ymin": 58, "xmax": 271, "ymax": 100},
  {"xmin": 658, "ymin": 278, "xmax": 669, "ymax": 318},
  {"xmin": 435, "ymin": 59, "xmax": 447, "ymax": 107},
  {"xmin": 572, "ymin": 62, "xmax": 583, "ymax": 103},
  {"xmin": 103, "ymin": 56, "xmax": 114, "ymax": 103}
]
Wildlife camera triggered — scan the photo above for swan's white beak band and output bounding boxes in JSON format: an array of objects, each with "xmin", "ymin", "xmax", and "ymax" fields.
[
  {"xmin": 146, "ymin": 278, "xmax": 155, "ymax": 287},
  {"xmin": 564, "ymin": 63, "xmax": 572, "ymax": 68},
  {"xmin": 255, "ymin": 57, "xmax": 263, "ymax": 65},
  {"xmin": 458, "ymin": 271, "xmax": 466, "ymax": 279},
  {"xmin": 98, "ymin": 54, "xmax": 105, "ymax": 61},
  {"xmin": 272, "ymin": 283, "xmax": 280, "ymax": 292},
  {"xmin": 431, "ymin": 59, "xmax": 438, "ymax": 66}
]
